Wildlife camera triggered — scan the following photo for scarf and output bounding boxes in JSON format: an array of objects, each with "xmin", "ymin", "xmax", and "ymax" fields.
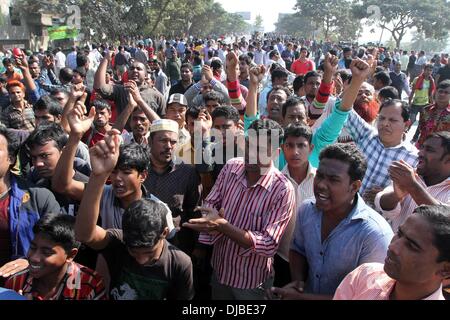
[{"xmin": 415, "ymin": 73, "xmax": 436, "ymax": 96}]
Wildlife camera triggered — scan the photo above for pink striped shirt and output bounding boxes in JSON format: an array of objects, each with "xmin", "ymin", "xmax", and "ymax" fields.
[
  {"xmin": 333, "ymin": 263, "xmax": 445, "ymax": 300},
  {"xmin": 199, "ymin": 158, "xmax": 295, "ymax": 289},
  {"xmin": 375, "ymin": 176, "xmax": 450, "ymax": 232}
]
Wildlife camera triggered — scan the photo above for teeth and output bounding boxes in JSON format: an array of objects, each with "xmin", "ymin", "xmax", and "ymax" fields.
[{"xmin": 30, "ymin": 264, "xmax": 41, "ymax": 270}]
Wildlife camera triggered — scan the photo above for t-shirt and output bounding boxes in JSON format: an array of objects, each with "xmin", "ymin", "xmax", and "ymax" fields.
[
  {"xmin": 0, "ymin": 195, "xmax": 11, "ymax": 267},
  {"xmin": 101, "ymin": 230, "xmax": 194, "ymax": 300},
  {"xmin": 291, "ymin": 59, "xmax": 314, "ymax": 76},
  {"xmin": 412, "ymin": 78, "xmax": 431, "ymax": 106}
]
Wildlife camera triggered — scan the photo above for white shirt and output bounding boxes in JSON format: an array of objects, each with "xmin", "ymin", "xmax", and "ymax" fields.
[{"xmin": 55, "ymin": 51, "xmax": 66, "ymax": 68}]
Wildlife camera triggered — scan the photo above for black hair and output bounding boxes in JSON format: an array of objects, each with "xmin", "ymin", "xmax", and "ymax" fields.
[
  {"xmin": 203, "ymin": 90, "xmax": 224, "ymax": 104},
  {"xmin": 293, "ymin": 75, "xmax": 304, "ymax": 93},
  {"xmin": 33, "ymin": 95, "xmax": 63, "ymax": 117},
  {"xmin": 319, "ymin": 143, "xmax": 367, "ymax": 182},
  {"xmin": 186, "ymin": 105, "xmax": 205, "ymax": 121},
  {"xmin": 210, "ymin": 59, "xmax": 222, "ymax": 71},
  {"xmin": 26, "ymin": 122, "xmax": 67, "ymax": 152},
  {"xmin": 438, "ymin": 80, "xmax": 450, "ymax": 90},
  {"xmin": 282, "ymin": 96, "xmax": 306, "ymax": 118},
  {"xmin": 92, "ymin": 99, "xmax": 111, "ymax": 111},
  {"xmin": 379, "ymin": 86, "xmax": 400, "ymax": 100},
  {"xmin": 269, "ymin": 50, "xmax": 279, "ymax": 59},
  {"xmin": 73, "ymin": 66, "xmax": 87, "ymax": 78},
  {"xmin": 239, "ymin": 54, "xmax": 252, "ymax": 65},
  {"xmin": 304, "ymin": 71, "xmax": 322, "ymax": 84},
  {"xmin": 267, "ymin": 85, "xmax": 291, "ymax": 103},
  {"xmin": 211, "ymin": 105, "xmax": 240, "ymax": 124},
  {"xmin": 76, "ymin": 53, "xmax": 89, "ymax": 68},
  {"xmin": 181, "ymin": 63, "xmax": 193, "ymax": 72},
  {"xmin": 271, "ymin": 68, "xmax": 289, "ymax": 82},
  {"xmin": 427, "ymin": 131, "xmax": 450, "ymax": 157},
  {"xmin": 413, "ymin": 205, "xmax": 450, "ymax": 263},
  {"xmin": 122, "ymin": 199, "xmax": 168, "ymax": 248},
  {"xmin": 283, "ymin": 124, "xmax": 312, "ymax": 144},
  {"xmin": 248, "ymin": 118, "xmax": 284, "ymax": 146},
  {"xmin": 2, "ymin": 57, "xmax": 13, "ymax": 65},
  {"xmin": 116, "ymin": 143, "xmax": 150, "ymax": 173},
  {"xmin": 0, "ymin": 124, "xmax": 20, "ymax": 161},
  {"xmin": 374, "ymin": 71, "xmax": 392, "ymax": 86},
  {"xmin": 59, "ymin": 68, "xmax": 74, "ymax": 83},
  {"xmin": 380, "ymin": 99, "xmax": 410, "ymax": 122},
  {"xmin": 33, "ymin": 214, "xmax": 80, "ymax": 253}
]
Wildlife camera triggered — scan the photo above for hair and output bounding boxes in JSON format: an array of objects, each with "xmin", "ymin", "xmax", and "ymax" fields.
[
  {"xmin": 186, "ymin": 105, "xmax": 205, "ymax": 121},
  {"xmin": 26, "ymin": 123, "xmax": 67, "ymax": 152},
  {"xmin": 380, "ymin": 99, "xmax": 410, "ymax": 122},
  {"xmin": 337, "ymin": 70, "xmax": 352, "ymax": 83},
  {"xmin": 76, "ymin": 53, "xmax": 89, "ymax": 68},
  {"xmin": 374, "ymin": 71, "xmax": 392, "ymax": 86},
  {"xmin": 239, "ymin": 54, "xmax": 252, "ymax": 65},
  {"xmin": 6, "ymin": 80, "xmax": 25, "ymax": 93},
  {"xmin": 59, "ymin": 68, "xmax": 74, "ymax": 83},
  {"xmin": 73, "ymin": 66, "xmax": 87, "ymax": 78},
  {"xmin": 271, "ymin": 68, "xmax": 289, "ymax": 82},
  {"xmin": 210, "ymin": 59, "xmax": 222, "ymax": 71},
  {"xmin": 122, "ymin": 199, "xmax": 168, "ymax": 248},
  {"xmin": 267, "ymin": 85, "xmax": 291, "ymax": 103},
  {"xmin": 319, "ymin": 143, "xmax": 367, "ymax": 182},
  {"xmin": 423, "ymin": 63, "xmax": 433, "ymax": 70},
  {"xmin": 203, "ymin": 90, "xmax": 224, "ymax": 104},
  {"xmin": 180, "ymin": 63, "xmax": 193, "ymax": 72},
  {"xmin": 293, "ymin": 75, "xmax": 304, "ymax": 93},
  {"xmin": 379, "ymin": 86, "xmax": 400, "ymax": 100},
  {"xmin": 304, "ymin": 71, "xmax": 322, "ymax": 84},
  {"xmin": 413, "ymin": 205, "xmax": 450, "ymax": 262},
  {"xmin": 33, "ymin": 213, "xmax": 80, "ymax": 253},
  {"xmin": 92, "ymin": 99, "xmax": 111, "ymax": 111},
  {"xmin": 2, "ymin": 57, "xmax": 13, "ymax": 66},
  {"xmin": 0, "ymin": 124, "xmax": 20, "ymax": 160},
  {"xmin": 33, "ymin": 95, "xmax": 63, "ymax": 117},
  {"xmin": 283, "ymin": 124, "xmax": 313, "ymax": 144},
  {"xmin": 211, "ymin": 105, "xmax": 240, "ymax": 124},
  {"xmin": 116, "ymin": 143, "xmax": 150, "ymax": 173},
  {"xmin": 269, "ymin": 50, "xmax": 279, "ymax": 59},
  {"xmin": 438, "ymin": 79, "xmax": 450, "ymax": 90},
  {"xmin": 428, "ymin": 131, "xmax": 450, "ymax": 157},
  {"xmin": 248, "ymin": 118, "xmax": 284, "ymax": 146},
  {"xmin": 282, "ymin": 96, "xmax": 306, "ymax": 118}
]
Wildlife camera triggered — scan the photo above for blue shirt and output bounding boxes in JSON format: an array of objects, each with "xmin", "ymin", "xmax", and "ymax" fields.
[{"xmin": 290, "ymin": 195, "xmax": 393, "ymax": 295}]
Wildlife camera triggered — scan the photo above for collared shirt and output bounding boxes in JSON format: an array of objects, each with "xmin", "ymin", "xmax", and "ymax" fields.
[
  {"xmin": 375, "ymin": 176, "xmax": 450, "ymax": 232},
  {"xmin": 0, "ymin": 102, "xmax": 35, "ymax": 131},
  {"xmin": 333, "ymin": 263, "xmax": 445, "ymax": 300},
  {"xmin": 345, "ymin": 110, "xmax": 419, "ymax": 194},
  {"xmin": 5, "ymin": 261, "xmax": 106, "ymax": 300},
  {"xmin": 277, "ymin": 163, "xmax": 315, "ymax": 261},
  {"xmin": 199, "ymin": 158, "xmax": 295, "ymax": 289},
  {"xmin": 417, "ymin": 103, "xmax": 450, "ymax": 147},
  {"xmin": 291, "ymin": 195, "xmax": 394, "ymax": 295},
  {"xmin": 121, "ymin": 131, "xmax": 150, "ymax": 145}
]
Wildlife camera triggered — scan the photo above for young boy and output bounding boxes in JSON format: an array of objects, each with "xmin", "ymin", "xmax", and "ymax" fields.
[{"xmin": 5, "ymin": 214, "xmax": 106, "ymax": 300}]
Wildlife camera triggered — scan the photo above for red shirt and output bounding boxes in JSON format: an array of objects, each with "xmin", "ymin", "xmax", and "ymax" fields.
[
  {"xmin": 291, "ymin": 59, "xmax": 314, "ymax": 76},
  {"xmin": 0, "ymin": 195, "xmax": 11, "ymax": 267}
]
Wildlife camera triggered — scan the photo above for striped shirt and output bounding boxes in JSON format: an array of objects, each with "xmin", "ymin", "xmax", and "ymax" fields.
[
  {"xmin": 5, "ymin": 261, "xmax": 106, "ymax": 300},
  {"xmin": 333, "ymin": 263, "xmax": 445, "ymax": 300},
  {"xmin": 345, "ymin": 110, "xmax": 419, "ymax": 194},
  {"xmin": 0, "ymin": 102, "xmax": 35, "ymax": 131},
  {"xmin": 278, "ymin": 163, "xmax": 315, "ymax": 262},
  {"xmin": 375, "ymin": 176, "xmax": 450, "ymax": 232},
  {"xmin": 199, "ymin": 158, "xmax": 295, "ymax": 289}
]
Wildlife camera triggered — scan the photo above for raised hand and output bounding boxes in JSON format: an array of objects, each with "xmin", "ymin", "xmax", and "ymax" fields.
[
  {"xmin": 349, "ymin": 58, "xmax": 371, "ymax": 82},
  {"xmin": 388, "ymin": 160, "xmax": 417, "ymax": 194},
  {"xmin": 70, "ymin": 83, "xmax": 87, "ymax": 101},
  {"xmin": 67, "ymin": 102, "xmax": 96, "ymax": 136},
  {"xmin": 14, "ymin": 53, "xmax": 29, "ymax": 71},
  {"xmin": 249, "ymin": 65, "xmax": 266, "ymax": 86},
  {"xmin": 124, "ymin": 80, "xmax": 143, "ymax": 105},
  {"xmin": 226, "ymin": 51, "xmax": 239, "ymax": 70},
  {"xmin": 89, "ymin": 129, "xmax": 121, "ymax": 176},
  {"xmin": 202, "ymin": 65, "xmax": 214, "ymax": 82},
  {"xmin": 323, "ymin": 53, "xmax": 339, "ymax": 74}
]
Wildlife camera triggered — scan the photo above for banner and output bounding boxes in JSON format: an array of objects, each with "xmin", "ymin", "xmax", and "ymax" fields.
[{"xmin": 48, "ymin": 26, "xmax": 79, "ymax": 41}]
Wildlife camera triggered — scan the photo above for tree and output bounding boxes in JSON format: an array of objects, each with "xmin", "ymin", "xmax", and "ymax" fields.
[
  {"xmin": 254, "ymin": 14, "xmax": 264, "ymax": 32},
  {"xmin": 275, "ymin": 13, "xmax": 317, "ymax": 39},
  {"xmin": 354, "ymin": 0, "xmax": 450, "ymax": 49}
]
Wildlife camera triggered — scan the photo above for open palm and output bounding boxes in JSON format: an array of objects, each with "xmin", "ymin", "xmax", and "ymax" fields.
[
  {"xmin": 68, "ymin": 104, "xmax": 95, "ymax": 135},
  {"xmin": 89, "ymin": 131, "xmax": 121, "ymax": 176}
]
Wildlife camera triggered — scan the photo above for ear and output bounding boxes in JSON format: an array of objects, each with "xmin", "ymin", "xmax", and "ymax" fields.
[
  {"xmin": 309, "ymin": 143, "xmax": 315, "ymax": 153},
  {"xmin": 66, "ymin": 248, "xmax": 78, "ymax": 262},
  {"xmin": 161, "ymin": 227, "xmax": 169, "ymax": 239},
  {"xmin": 404, "ymin": 120, "xmax": 412, "ymax": 130},
  {"xmin": 139, "ymin": 170, "xmax": 148, "ymax": 183},
  {"xmin": 438, "ymin": 262, "xmax": 450, "ymax": 280},
  {"xmin": 350, "ymin": 180, "xmax": 362, "ymax": 194}
]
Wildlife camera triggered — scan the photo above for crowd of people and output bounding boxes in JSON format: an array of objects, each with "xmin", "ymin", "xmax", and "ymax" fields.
[{"xmin": 0, "ymin": 33, "xmax": 449, "ymax": 300}]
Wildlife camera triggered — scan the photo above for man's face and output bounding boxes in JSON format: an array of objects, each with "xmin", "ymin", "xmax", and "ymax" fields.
[
  {"xmin": 0, "ymin": 135, "xmax": 12, "ymax": 179},
  {"xmin": 355, "ymin": 84, "xmax": 375, "ymax": 106},
  {"xmin": 384, "ymin": 215, "xmax": 447, "ymax": 285},
  {"xmin": 205, "ymin": 99, "xmax": 220, "ymax": 114},
  {"xmin": 273, "ymin": 76, "xmax": 288, "ymax": 87},
  {"xmin": 283, "ymin": 104, "xmax": 308, "ymax": 127},
  {"xmin": 423, "ymin": 67, "xmax": 432, "ymax": 78},
  {"xmin": 5, "ymin": 63, "xmax": 14, "ymax": 73},
  {"xmin": 52, "ymin": 92, "xmax": 68, "ymax": 107},
  {"xmin": 186, "ymin": 114, "xmax": 209, "ymax": 139},
  {"xmin": 377, "ymin": 103, "xmax": 408, "ymax": 147},
  {"xmin": 129, "ymin": 62, "xmax": 147, "ymax": 84},
  {"xmin": 282, "ymin": 136, "xmax": 312, "ymax": 169},
  {"xmin": 304, "ymin": 76, "xmax": 321, "ymax": 99},
  {"xmin": 94, "ymin": 108, "xmax": 111, "ymax": 128},
  {"xmin": 130, "ymin": 110, "xmax": 150, "ymax": 140},
  {"xmin": 110, "ymin": 167, "xmax": 146, "ymax": 199},
  {"xmin": 30, "ymin": 141, "xmax": 61, "ymax": 178},
  {"xmin": 435, "ymin": 86, "xmax": 450, "ymax": 106},
  {"xmin": 148, "ymin": 60, "xmax": 159, "ymax": 72},
  {"xmin": 128, "ymin": 242, "xmax": 163, "ymax": 265},
  {"xmin": 239, "ymin": 60, "xmax": 249, "ymax": 76},
  {"xmin": 29, "ymin": 62, "xmax": 41, "ymax": 79},
  {"xmin": 165, "ymin": 103, "xmax": 187, "ymax": 128},
  {"xmin": 268, "ymin": 89, "xmax": 288, "ymax": 121},
  {"xmin": 8, "ymin": 86, "xmax": 24, "ymax": 104},
  {"xmin": 314, "ymin": 158, "xmax": 358, "ymax": 213},
  {"xmin": 300, "ymin": 50, "xmax": 308, "ymax": 58},
  {"xmin": 150, "ymin": 131, "xmax": 178, "ymax": 165},
  {"xmin": 72, "ymin": 73, "xmax": 84, "ymax": 85},
  {"xmin": 27, "ymin": 233, "xmax": 75, "ymax": 280},
  {"xmin": 200, "ymin": 80, "xmax": 213, "ymax": 95},
  {"xmin": 180, "ymin": 67, "xmax": 192, "ymax": 82},
  {"xmin": 394, "ymin": 63, "xmax": 402, "ymax": 73},
  {"xmin": 213, "ymin": 116, "xmax": 238, "ymax": 146},
  {"xmin": 417, "ymin": 137, "xmax": 449, "ymax": 178},
  {"xmin": 34, "ymin": 109, "xmax": 59, "ymax": 126},
  {"xmin": 344, "ymin": 51, "xmax": 352, "ymax": 59},
  {"xmin": 245, "ymin": 135, "xmax": 276, "ymax": 173}
]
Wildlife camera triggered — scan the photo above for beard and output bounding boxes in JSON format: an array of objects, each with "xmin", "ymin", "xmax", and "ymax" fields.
[{"xmin": 354, "ymin": 99, "xmax": 380, "ymax": 124}]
